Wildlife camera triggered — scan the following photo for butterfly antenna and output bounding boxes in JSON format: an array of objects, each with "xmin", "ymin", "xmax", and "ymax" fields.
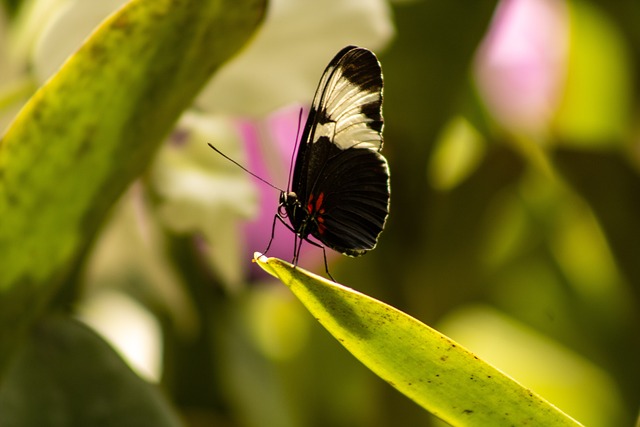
[
  {"xmin": 207, "ymin": 143, "xmax": 284, "ymax": 193},
  {"xmin": 286, "ymin": 108, "xmax": 305, "ymax": 192}
]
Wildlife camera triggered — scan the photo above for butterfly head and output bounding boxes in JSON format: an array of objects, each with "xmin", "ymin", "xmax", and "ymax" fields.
[{"xmin": 278, "ymin": 191, "xmax": 299, "ymax": 218}]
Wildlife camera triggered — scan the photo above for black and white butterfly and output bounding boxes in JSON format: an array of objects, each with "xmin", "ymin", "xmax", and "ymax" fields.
[{"xmin": 210, "ymin": 46, "xmax": 390, "ymax": 279}]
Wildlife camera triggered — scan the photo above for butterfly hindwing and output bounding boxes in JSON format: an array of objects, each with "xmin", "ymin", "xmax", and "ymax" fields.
[
  {"xmin": 305, "ymin": 139, "xmax": 389, "ymax": 255},
  {"xmin": 287, "ymin": 46, "xmax": 389, "ymax": 256}
]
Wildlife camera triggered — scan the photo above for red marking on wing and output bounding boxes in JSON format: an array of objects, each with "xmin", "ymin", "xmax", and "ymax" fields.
[
  {"xmin": 308, "ymin": 192, "xmax": 327, "ymax": 234},
  {"xmin": 315, "ymin": 192, "xmax": 325, "ymax": 212},
  {"xmin": 307, "ymin": 194, "xmax": 314, "ymax": 214},
  {"xmin": 317, "ymin": 215, "xmax": 326, "ymax": 234},
  {"xmin": 307, "ymin": 192, "xmax": 326, "ymax": 214}
]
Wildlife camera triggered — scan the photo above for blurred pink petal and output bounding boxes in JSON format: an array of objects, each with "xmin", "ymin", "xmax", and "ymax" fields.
[
  {"xmin": 238, "ymin": 106, "xmax": 328, "ymax": 280},
  {"xmin": 475, "ymin": 0, "xmax": 569, "ymax": 136}
]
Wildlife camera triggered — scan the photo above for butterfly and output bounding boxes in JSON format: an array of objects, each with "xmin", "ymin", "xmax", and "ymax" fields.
[
  {"xmin": 269, "ymin": 45, "xmax": 389, "ymax": 277},
  {"xmin": 210, "ymin": 46, "xmax": 389, "ymax": 280}
]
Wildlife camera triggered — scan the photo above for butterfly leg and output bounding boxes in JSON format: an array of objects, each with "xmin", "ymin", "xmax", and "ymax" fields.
[
  {"xmin": 321, "ymin": 246, "xmax": 336, "ymax": 282},
  {"xmin": 300, "ymin": 237, "xmax": 336, "ymax": 282},
  {"xmin": 285, "ymin": 226, "xmax": 304, "ymax": 270},
  {"xmin": 261, "ymin": 215, "xmax": 336, "ymax": 281},
  {"xmin": 262, "ymin": 213, "xmax": 282, "ymax": 256},
  {"xmin": 292, "ymin": 234, "xmax": 302, "ymax": 265},
  {"xmin": 264, "ymin": 214, "xmax": 301, "ymax": 261}
]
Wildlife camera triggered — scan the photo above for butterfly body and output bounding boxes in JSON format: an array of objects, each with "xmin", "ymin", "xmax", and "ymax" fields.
[{"xmin": 278, "ymin": 46, "xmax": 390, "ymax": 264}]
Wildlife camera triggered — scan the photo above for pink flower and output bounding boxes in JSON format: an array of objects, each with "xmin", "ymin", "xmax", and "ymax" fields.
[
  {"xmin": 474, "ymin": 0, "xmax": 569, "ymax": 136},
  {"xmin": 238, "ymin": 105, "xmax": 328, "ymax": 280}
]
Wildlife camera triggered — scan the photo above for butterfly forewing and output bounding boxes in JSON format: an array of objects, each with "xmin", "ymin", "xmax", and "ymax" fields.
[
  {"xmin": 312, "ymin": 47, "xmax": 384, "ymax": 151},
  {"xmin": 287, "ymin": 46, "xmax": 389, "ymax": 257}
]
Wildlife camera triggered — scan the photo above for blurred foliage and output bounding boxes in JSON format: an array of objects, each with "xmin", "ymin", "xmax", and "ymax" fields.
[
  {"xmin": 0, "ymin": 0, "xmax": 265, "ymax": 369},
  {"xmin": 0, "ymin": 0, "xmax": 20, "ymax": 17},
  {"xmin": 0, "ymin": 316, "xmax": 182, "ymax": 426},
  {"xmin": 0, "ymin": 0, "xmax": 639, "ymax": 426}
]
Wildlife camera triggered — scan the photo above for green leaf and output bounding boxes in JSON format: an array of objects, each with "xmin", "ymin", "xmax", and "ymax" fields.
[
  {"xmin": 0, "ymin": 315, "xmax": 181, "ymax": 427},
  {"xmin": 0, "ymin": 0, "xmax": 266, "ymax": 372},
  {"xmin": 255, "ymin": 254, "xmax": 583, "ymax": 427}
]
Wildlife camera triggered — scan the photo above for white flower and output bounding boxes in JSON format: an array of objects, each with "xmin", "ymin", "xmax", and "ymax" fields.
[{"xmin": 197, "ymin": 0, "xmax": 394, "ymax": 116}]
